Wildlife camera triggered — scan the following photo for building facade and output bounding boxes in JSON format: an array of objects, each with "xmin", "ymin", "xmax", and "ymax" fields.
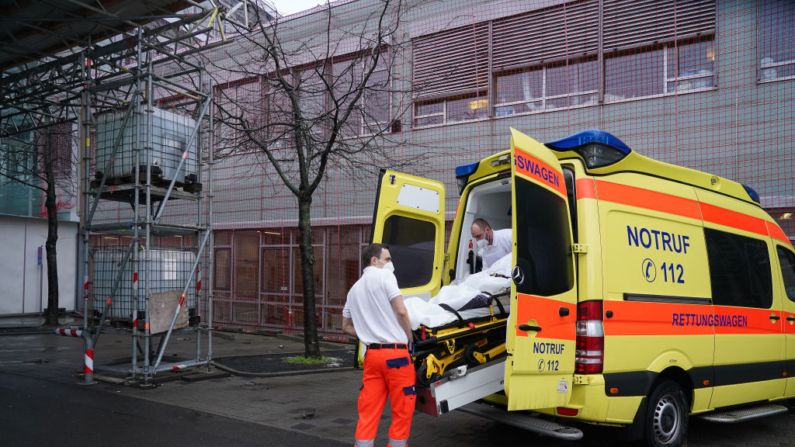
[
  {"xmin": 0, "ymin": 121, "xmax": 80, "ymax": 316},
  {"xmin": 94, "ymin": 0, "xmax": 794, "ymax": 334}
]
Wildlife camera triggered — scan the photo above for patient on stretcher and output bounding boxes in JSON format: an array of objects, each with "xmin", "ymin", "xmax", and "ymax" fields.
[{"xmin": 403, "ymin": 254, "xmax": 512, "ymax": 330}]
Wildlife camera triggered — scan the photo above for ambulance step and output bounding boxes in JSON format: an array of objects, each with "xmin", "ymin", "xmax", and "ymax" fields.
[
  {"xmin": 458, "ymin": 402, "xmax": 583, "ymax": 441},
  {"xmin": 700, "ymin": 404, "xmax": 788, "ymax": 423}
]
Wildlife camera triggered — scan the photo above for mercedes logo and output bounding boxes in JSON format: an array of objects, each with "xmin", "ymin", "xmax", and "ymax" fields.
[{"xmin": 512, "ymin": 266, "xmax": 524, "ymax": 286}]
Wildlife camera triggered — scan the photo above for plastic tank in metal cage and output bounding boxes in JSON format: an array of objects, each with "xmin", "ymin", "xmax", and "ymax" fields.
[
  {"xmin": 92, "ymin": 248, "xmax": 196, "ymax": 319},
  {"xmin": 95, "ymin": 107, "xmax": 198, "ymax": 184}
]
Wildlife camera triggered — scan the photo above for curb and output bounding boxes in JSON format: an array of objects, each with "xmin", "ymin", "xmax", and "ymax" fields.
[
  {"xmin": 0, "ymin": 327, "xmax": 58, "ymax": 336},
  {"xmin": 275, "ymin": 333, "xmax": 353, "ymax": 350},
  {"xmin": 210, "ymin": 361, "xmax": 356, "ymax": 378}
]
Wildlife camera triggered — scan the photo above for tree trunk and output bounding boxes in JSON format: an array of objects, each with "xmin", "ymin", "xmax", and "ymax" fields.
[
  {"xmin": 297, "ymin": 193, "xmax": 321, "ymax": 357},
  {"xmin": 43, "ymin": 151, "xmax": 60, "ymax": 326}
]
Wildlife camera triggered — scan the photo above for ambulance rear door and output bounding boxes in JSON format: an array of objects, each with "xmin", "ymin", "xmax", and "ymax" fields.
[
  {"xmin": 371, "ymin": 169, "xmax": 446, "ymax": 299},
  {"xmin": 505, "ymin": 128, "xmax": 578, "ymax": 411}
]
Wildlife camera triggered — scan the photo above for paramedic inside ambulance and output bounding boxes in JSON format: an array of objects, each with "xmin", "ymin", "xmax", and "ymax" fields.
[{"xmin": 470, "ymin": 218, "xmax": 512, "ymax": 269}]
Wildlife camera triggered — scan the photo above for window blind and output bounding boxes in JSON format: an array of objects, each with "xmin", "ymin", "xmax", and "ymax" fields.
[
  {"xmin": 413, "ymin": 22, "xmax": 489, "ymax": 98},
  {"xmin": 492, "ymin": 0, "xmax": 598, "ymax": 72},
  {"xmin": 604, "ymin": 0, "xmax": 716, "ymax": 52}
]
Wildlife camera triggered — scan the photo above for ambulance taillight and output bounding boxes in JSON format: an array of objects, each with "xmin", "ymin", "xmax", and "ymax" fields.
[{"xmin": 575, "ymin": 301, "xmax": 604, "ymax": 374}]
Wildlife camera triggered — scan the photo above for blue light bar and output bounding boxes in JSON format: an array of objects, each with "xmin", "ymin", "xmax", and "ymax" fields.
[
  {"xmin": 545, "ymin": 129, "xmax": 632, "ymax": 154},
  {"xmin": 456, "ymin": 162, "xmax": 479, "ymax": 178},
  {"xmin": 742, "ymin": 184, "xmax": 761, "ymax": 204}
]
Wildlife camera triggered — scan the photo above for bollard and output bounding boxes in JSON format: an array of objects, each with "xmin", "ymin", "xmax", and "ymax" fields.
[
  {"xmin": 54, "ymin": 327, "xmax": 94, "ymax": 384},
  {"xmin": 54, "ymin": 328, "xmax": 83, "ymax": 337},
  {"xmin": 82, "ymin": 331, "xmax": 94, "ymax": 384}
]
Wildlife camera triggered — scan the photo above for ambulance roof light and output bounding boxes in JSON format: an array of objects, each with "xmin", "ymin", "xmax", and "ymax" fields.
[
  {"xmin": 546, "ymin": 129, "xmax": 631, "ymax": 169},
  {"xmin": 455, "ymin": 162, "xmax": 479, "ymax": 178},
  {"xmin": 545, "ymin": 129, "xmax": 632, "ymax": 154},
  {"xmin": 742, "ymin": 184, "xmax": 761, "ymax": 204},
  {"xmin": 455, "ymin": 162, "xmax": 479, "ymax": 193}
]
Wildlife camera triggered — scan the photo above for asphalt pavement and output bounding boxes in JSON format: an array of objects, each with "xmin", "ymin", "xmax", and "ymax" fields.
[
  {"xmin": 0, "ymin": 370, "xmax": 348, "ymax": 447},
  {"xmin": 1, "ymin": 324, "xmax": 795, "ymax": 447}
]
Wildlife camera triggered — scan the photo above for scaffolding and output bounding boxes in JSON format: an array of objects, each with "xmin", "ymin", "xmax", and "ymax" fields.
[
  {"xmin": 81, "ymin": 21, "xmax": 219, "ymax": 383},
  {"xmin": 0, "ymin": 1, "xmax": 275, "ymax": 383}
]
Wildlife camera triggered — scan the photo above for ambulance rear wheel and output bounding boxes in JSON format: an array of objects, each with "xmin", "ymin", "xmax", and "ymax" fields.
[{"xmin": 644, "ymin": 380, "xmax": 688, "ymax": 447}]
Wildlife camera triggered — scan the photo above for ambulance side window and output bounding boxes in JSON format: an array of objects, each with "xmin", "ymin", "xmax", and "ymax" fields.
[
  {"xmin": 382, "ymin": 215, "xmax": 435, "ymax": 288},
  {"xmin": 777, "ymin": 247, "xmax": 795, "ymax": 303},
  {"xmin": 705, "ymin": 228, "xmax": 772, "ymax": 308},
  {"xmin": 514, "ymin": 176, "xmax": 574, "ymax": 296}
]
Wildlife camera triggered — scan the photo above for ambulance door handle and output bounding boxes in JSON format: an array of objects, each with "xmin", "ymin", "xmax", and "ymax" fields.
[
  {"xmin": 559, "ymin": 307, "xmax": 570, "ymax": 317},
  {"xmin": 788, "ymin": 315, "xmax": 795, "ymax": 323},
  {"xmin": 769, "ymin": 315, "xmax": 780, "ymax": 322},
  {"xmin": 519, "ymin": 324, "xmax": 542, "ymax": 333}
]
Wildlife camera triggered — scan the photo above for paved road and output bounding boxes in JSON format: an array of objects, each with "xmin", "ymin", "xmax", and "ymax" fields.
[
  {"xmin": 2, "ymin": 333, "xmax": 795, "ymax": 447},
  {"xmin": 0, "ymin": 370, "xmax": 348, "ymax": 447}
]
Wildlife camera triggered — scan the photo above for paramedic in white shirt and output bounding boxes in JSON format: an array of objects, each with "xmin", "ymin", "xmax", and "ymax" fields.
[
  {"xmin": 342, "ymin": 243, "xmax": 415, "ymax": 447},
  {"xmin": 471, "ymin": 218, "xmax": 513, "ymax": 269}
]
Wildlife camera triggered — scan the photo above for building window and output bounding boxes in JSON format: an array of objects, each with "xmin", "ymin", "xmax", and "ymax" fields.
[
  {"xmin": 665, "ymin": 39, "xmax": 716, "ymax": 93},
  {"xmin": 494, "ymin": 59, "xmax": 598, "ymax": 117},
  {"xmin": 361, "ymin": 57, "xmax": 391, "ymax": 134},
  {"xmin": 758, "ymin": 0, "xmax": 795, "ymax": 81},
  {"xmin": 605, "ymin": 39, "xmax": 714, "ymax": 102},
  {"xmin": 333, "ymin": 54, "xmax": 391, "ymax": 137},
  {"xmin": 298, "ymin": 68, "xmax": 327, "ymax": 139},
  {"xmin": 413, "ymin": 92, "xmax": 488, "ymax": 127},
  {"xmin": 214, "ymin": 248, "xmax": 231, "ymax": 291},
  {"xmin": 214, "ymin": 78, "xmax": 265, "ymax": 155},
  {"xmin": 412, "ymin": 22, "xmax": 489, "ymax": 128}
]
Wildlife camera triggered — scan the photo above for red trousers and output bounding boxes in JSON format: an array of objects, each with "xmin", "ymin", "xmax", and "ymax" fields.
[{"xmin": 354, "ymin": 347, "xmax": 416, "ymax": 447}]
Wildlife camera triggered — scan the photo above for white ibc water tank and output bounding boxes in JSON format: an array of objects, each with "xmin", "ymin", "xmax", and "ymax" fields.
[
  {"xmin": 95, "ymin": 108, "xmax": 198, "ymax": 183},
  {"xmin": 93, "ymin": 248, "xmax": 196, "ymax": 319}
]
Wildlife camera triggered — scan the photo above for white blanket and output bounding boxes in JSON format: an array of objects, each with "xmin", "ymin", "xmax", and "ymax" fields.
[{"xmin": 404, "ymin": 254, "xmax": 513, "ymax": 330}]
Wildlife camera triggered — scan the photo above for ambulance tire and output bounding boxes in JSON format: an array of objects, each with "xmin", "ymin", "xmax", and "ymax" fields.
[{"xmin": 644, "ymin": 380, "xmax": 688, "ymax": 447}]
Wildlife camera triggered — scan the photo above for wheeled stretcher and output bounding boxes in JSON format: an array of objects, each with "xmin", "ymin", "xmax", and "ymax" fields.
[{"xmin": 412, "ymin": 290, "xmax": 510, "ymax": 386}]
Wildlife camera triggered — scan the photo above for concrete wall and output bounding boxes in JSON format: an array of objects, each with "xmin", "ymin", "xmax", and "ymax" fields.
[{"xmin": 0, "ymin": 215, "xmax": 78, "ymax": 315}]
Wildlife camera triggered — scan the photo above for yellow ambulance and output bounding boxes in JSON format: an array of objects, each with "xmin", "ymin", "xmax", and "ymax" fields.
[{"xmin": 370, "ymin": 128, "xmax": 795, "ymax": 446}]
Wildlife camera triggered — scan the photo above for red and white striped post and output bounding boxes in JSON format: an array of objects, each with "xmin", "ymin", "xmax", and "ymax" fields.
[
  {"xmin": 84, "ymin": 345, "xmax": 94, "ymax": 383},
  {"xmin": 131, "ymin": 272, "xmax": 139, "ymax": 328},
  {"xmin": 54, "ymin": 328, "xmax": 83, "ymax": 338},
  {"xmin": 53, "ymin": 328, "xmax": 93, "ymax": 384}
]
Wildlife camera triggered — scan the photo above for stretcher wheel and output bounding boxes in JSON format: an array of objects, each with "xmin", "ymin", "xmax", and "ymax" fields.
[
  {"xmin": 464, "ymin": 344, "xmax": 482, "ymax": 366},
  {"xmin": 416, "ymin": 364, "xmax": 438, "ymax": 387}
]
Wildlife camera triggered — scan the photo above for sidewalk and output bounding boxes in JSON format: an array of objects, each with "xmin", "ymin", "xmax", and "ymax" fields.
[
  {"xmin": 0, "ymin": 315, "xmax": 82, "ymax": 333},
  {"xmin": 0, "ymin": 328, "xmax": 793, "ymax": 447}
]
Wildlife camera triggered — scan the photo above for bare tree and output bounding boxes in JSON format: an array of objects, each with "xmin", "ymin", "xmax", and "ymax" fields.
[
  {"xmin": 0, "ymin": 122, "xmax": 77, "ymax": 326},
  {"xmin": 208, "ymin": 0, "xmax": 424, "ymax": 357}
]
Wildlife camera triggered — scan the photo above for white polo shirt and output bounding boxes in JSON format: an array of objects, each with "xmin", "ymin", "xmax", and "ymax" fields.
[
  {"xmin": 343, "ymin": 266, "xmax": 407, "ymax": 346},
  {"xmin": 482, "ymin": 229, "xmax": 513, "ymax": 268}
]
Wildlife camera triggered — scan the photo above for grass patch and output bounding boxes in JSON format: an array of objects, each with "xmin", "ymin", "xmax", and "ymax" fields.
[{"xmin": 282, "ymin": 356, "xmax": 339, "ymax": 365}]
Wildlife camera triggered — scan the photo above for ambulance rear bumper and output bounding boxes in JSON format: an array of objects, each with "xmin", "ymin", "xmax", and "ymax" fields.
[{"xmin": 538, "ymin": 374, "xmax": 644, "ymax": 425}]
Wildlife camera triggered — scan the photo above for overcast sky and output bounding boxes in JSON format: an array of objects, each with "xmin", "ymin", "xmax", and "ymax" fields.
[{"xmin": 271, "ymin": 0, "xmax": 337, "ymax": 16}]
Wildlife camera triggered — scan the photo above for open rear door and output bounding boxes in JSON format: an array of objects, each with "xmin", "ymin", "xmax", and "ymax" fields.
[
  {"xmin": 357, "ymin": 170, "xmax": 446, "ymax": 368},
  {"xmin": 371, "ymin": 169, "xmax": 446, "ymax": 299},
  {"xmin": 505, "ymin": 129, "xmax": 578, "ymax": 411}
]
